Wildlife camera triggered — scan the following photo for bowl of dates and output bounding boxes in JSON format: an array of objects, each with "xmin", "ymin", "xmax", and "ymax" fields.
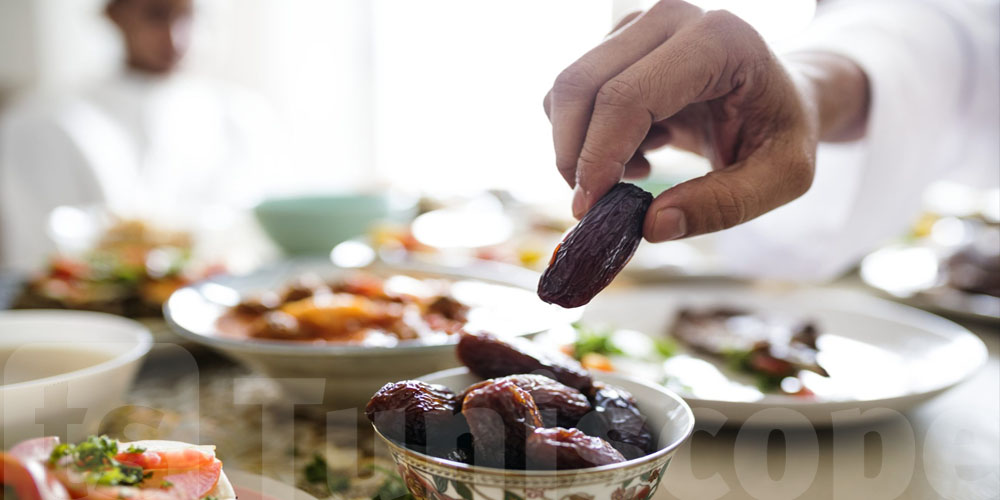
[{"xmin": 366, "ymin": 332, "xmax": 694, "ymax": 499}]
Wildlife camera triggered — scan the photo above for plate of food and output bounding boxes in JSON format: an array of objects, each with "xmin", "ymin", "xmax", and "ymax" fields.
[
  {"xmin": 164, "ymin": 258, "xmax": 581, "ymax": 408},
  {"xmin": 11, "ymin": 216, "xmax": 224, "ymax": 341},
  {"xmin": 860, "ymin": 223, "xmax": 1000, "ymax": 322},
  {"xmin": 536, "ymin": 284, "xmax": 989, "ymax": 425},
  {"xmin": 0, "ymin": 435, "xmax": 317, "ymax": 500}
]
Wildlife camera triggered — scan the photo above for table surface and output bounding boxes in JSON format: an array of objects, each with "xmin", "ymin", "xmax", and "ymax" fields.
[{"xmin": 3, "ymin": 274, "xmax": 998, "ymax": 500}]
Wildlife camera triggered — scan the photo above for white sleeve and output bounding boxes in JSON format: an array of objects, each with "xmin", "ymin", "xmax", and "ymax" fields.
[{"xmin": 715, "ymin": 0, "xmax": 1000, "ymax": 282}]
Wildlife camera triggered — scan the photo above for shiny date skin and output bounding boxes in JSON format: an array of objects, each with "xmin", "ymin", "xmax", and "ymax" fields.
[
  {"xmin": 577, "ymin": 382, "xmax": 655, "ymax": 460},
  {"xmin": 365, "ymin": 380, "xmax": 461, "ymax": 454},
  {"xmin": 462, "ymin": 379, "xmax": 544, "ymax": 469},
  {"xmin": 538, "ymin": 183, "xmax": 652, "ymax": 308},
  {"xmin": 525, "ymin": 427, "xmax": 626, "ymax": 470},
  {"xmin": 457, "ymin": 331, "xmax": 593, "ymax": 393},
  {"xmin": 460, "ymin": 374, "xmax": 591, "ymax": 428}
]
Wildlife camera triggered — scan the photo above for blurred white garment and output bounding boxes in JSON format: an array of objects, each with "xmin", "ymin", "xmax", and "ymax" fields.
[
  {"xmin": 0, "ymin": 71, "xmax": 277, "ymax": 271},
  {"xmin": 716, "ymin": 0, "xmax": 1000, "ymax": 281}
]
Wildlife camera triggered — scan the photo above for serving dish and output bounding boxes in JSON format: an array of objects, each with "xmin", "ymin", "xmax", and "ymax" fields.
[
  {"xmin": 373, "ymin": 367, "xmax": 693, "ymax": 500},
  {"xmin": 165, "ymin": 259, "xmax": 580, "ymax": 408},
  {"xmin": 0, "ymin": 311, "xmax": 153, "ymax": 446},
  {"xmin": 558, "ymin": 284, "xmax": 988, "ymax": 426}
]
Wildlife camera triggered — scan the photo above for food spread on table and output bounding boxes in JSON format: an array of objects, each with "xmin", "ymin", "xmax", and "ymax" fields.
[
  {"xmin": 220, "ymin": 273, "xmax": 469, "ymax": 345},
  {"xmin": 13, "ymin": 220, "xmax": 218, "ymax": 318},
  {"xmin": 1, "ymin": 435, "xmax": 234, "ymax": 500},
  {"xmin": 366, "ymin": 331, "xmax": 655, "ymax": 470}
]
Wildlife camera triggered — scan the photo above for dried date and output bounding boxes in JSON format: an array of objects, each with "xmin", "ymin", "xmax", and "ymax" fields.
[
  {"xmin": 577, "ymin": 382, "xmax": 655, "ymax": 460},
  {"xmin": 460, "ymin": 374, "xmax": 591, "ymax": 428},
  {"xmin": 365, "ymin": 380, "xmax": 461, "ymax": 454},
  {"xmin": 462, "ymin": 379, "xmax": 543, "ymax": 469},
  {"xmin": 457, "ymin": 331, "xmax": 593, "ymax": 392},
  {"xmin": 538, "ymin": 183, "xmax": 652, "ymax": 308},
  {"xmin": 525, "ymin": 427, "xmax": 626, "ymax": 470}
]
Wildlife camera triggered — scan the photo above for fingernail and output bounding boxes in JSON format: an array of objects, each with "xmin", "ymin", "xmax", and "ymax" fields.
[
  {"xmin": 651, "ymin": 207, "xmax": 687, "ymax": 241},
  {"xmin": 572, "ymin": 186, "xmax": 587, "ymax": 219}
]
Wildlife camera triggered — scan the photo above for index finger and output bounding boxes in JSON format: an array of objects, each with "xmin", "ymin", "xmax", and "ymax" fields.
[{"xmin": 548, "ymin": 1, "xmax": 701, "ymax": 192}]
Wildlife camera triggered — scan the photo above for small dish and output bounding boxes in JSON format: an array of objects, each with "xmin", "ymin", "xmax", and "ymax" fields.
[
  {"xmin": 373, "ymin": 367, "xmax": 694, "ymax": 500},
  {"xmin": 0, "ymin": 311, "xmax": 153, "ymax": 446},
  {"xmin": 254, "ymin": 193, "xmax": 417, "ymax": 255}
]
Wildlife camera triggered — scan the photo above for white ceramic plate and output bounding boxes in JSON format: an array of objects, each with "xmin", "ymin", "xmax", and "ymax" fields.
[
  {"xmin": 165, "ymin": 258, "xmax": 581, "ymax": 409},
  {"xmin": 571, "ymin": 284, "xmax": 988, "ymax": 426},
  {"xmin": 860, "ymin": 244, "xmax": 1000, "ymax": 323},
  {"xmin": 226, "ymin": 470, "xmax": 319, "ymax": 500}
]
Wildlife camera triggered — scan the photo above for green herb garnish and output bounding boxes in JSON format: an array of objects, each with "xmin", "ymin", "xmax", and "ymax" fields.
[
  {"xmin": 47, "ymin": 435, "xmax": 146, "ymax": 487},
  {"xmin": 161, "ymin": 480, "xmax": 173, "ymax": 489},
  {"xmin": 124, "ymin": 444, "xmax": 146, "ymax": 454},
  {"xmin": 570, "ymin": 323, "xmax": 622, "ymax": 359},
  {"xmin": 303, "ymin": 454, "xmax": 349, "ymax": 495},
  {"xmin": 653, "ymin": 337, "xmax": 678, "ymax": 358}
]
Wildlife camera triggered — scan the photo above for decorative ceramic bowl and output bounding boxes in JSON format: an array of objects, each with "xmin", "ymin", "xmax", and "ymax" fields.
[
  {"xmin": 165, "ymin": 259, "xmax": 581, "ymax": 409},
  {"xmin": 373, "ymin": 368, "xmax": 695, "ymax": 500},
  {"xmin": 254, "ymin": 193, "xmax": 417, "ymax": 255},
  {"xmin": 0, "ymin": 310, "xmax": 153, "ymax": 447}
]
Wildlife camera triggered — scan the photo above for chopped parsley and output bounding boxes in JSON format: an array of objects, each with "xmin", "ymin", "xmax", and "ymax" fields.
[
  {"xmin": 124, "ymin": 444, "xmax": 147, "ymax": 454},
  {"xmin": 161, "ymin": 480, "xmax": 174, "ymax": 489},
  {"xmin": 47, "ymin": 435, "xmax": 147, "ymax": 487}
]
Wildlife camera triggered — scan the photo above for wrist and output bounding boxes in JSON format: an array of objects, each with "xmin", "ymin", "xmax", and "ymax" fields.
[{"xmin": 785, "ymin": 51, "xmax": 870, "ymax": 142}]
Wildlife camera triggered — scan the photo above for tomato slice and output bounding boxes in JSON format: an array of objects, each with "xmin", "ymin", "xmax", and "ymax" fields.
[
  {"xmin": 2, "ymin": 450, "xmax": 72, "ymax": 500},
  {"xmin": 162, "ymin": 459, "xmax": 223, "ymax": 498},
  {"xmin": 116, "ymin": 445, "xmax": 215, "ymax": 471}
]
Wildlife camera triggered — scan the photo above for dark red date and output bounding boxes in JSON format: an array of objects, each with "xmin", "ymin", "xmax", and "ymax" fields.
[
  {"xmin": 462, "ymin": 379, "xmax": 543, "ymax": 469},
  {"xmin": 526, "ymin": 427, "xmax": 626, "ymax": 470},
  {"xmin": 460, "ymin": 374, "xmax": 591, "ymax": 428},
  {"xmin": 577, "ymin": 382, "xmax": 655, "ymax": 460},
  {"xmin": 365, "ymin": 380, "xmax": 460, "ymax": 453},
  {"xmin": 538, "ymin": 183, "xmax": 652, "ymax": 308},
  {"xmin": 457, "ymin": 331, "xmax": 593, "ymax": 393}
]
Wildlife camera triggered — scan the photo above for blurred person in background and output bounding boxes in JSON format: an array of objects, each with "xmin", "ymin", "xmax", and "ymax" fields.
[
  {"xmin": 0, "ymin": 0, "xmax": 276, "ymax": 270},
  {"xmin": 547, "ymin": 0, "xmax": 999, "ymax": 280}
]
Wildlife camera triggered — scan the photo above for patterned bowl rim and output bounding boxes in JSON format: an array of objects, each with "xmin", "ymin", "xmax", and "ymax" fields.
[{"xmin": 372, "ymin": 369, "xmax": 695, "ymax": 479}]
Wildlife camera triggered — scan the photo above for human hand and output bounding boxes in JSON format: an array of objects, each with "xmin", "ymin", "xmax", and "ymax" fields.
[{"xmin": 544, "ymin": 1, "xmax": 864, "ymax": 242}]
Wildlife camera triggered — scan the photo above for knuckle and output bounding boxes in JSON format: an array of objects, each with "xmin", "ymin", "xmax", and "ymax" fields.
[
  {"xmin": 595, "ymin": 78, "xmax": 642, "ymax": 110},
  {"xmin": 705, "ymin": 174, "xmax": 752, "ymax": 229},
  {"xmin": 553, "ymin": 62, "xmax": 600, "ymax": 101},
  {"xmin": 700, "ymin": 9, "xmax": 744, "ymax": 33}
]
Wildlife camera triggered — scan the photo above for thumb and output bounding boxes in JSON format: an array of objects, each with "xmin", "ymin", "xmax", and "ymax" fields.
[{"xmin": 643, "ymin": 150, "xmax": 815, "ymax": 241}]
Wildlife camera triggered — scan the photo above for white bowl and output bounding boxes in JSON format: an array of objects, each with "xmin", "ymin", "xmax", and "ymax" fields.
[
  {"xmin": 373, "ymin": 368, "xmax": 694, "ymax": 500},
  {"xmin": 0, "ymin": 310, "xmax": 152, "ymax": 447},
  {"xmin": 165, "ymin": 259, "xmax": 581, "ymax": 409}
]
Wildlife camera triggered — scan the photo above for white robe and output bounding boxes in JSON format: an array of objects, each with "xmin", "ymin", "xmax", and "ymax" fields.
[
  {"xmin": 0, "ymin": 71, "xmax": 275, "ymax": 270},
  {"xmin": 715, "ymin": 0, "xmax": 1000, "ymax": 280}
]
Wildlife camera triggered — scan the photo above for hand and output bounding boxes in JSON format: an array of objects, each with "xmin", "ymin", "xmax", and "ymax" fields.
[{"xmin": 544, "ymin": 1, "xmax": 866, "ymax": 242}]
